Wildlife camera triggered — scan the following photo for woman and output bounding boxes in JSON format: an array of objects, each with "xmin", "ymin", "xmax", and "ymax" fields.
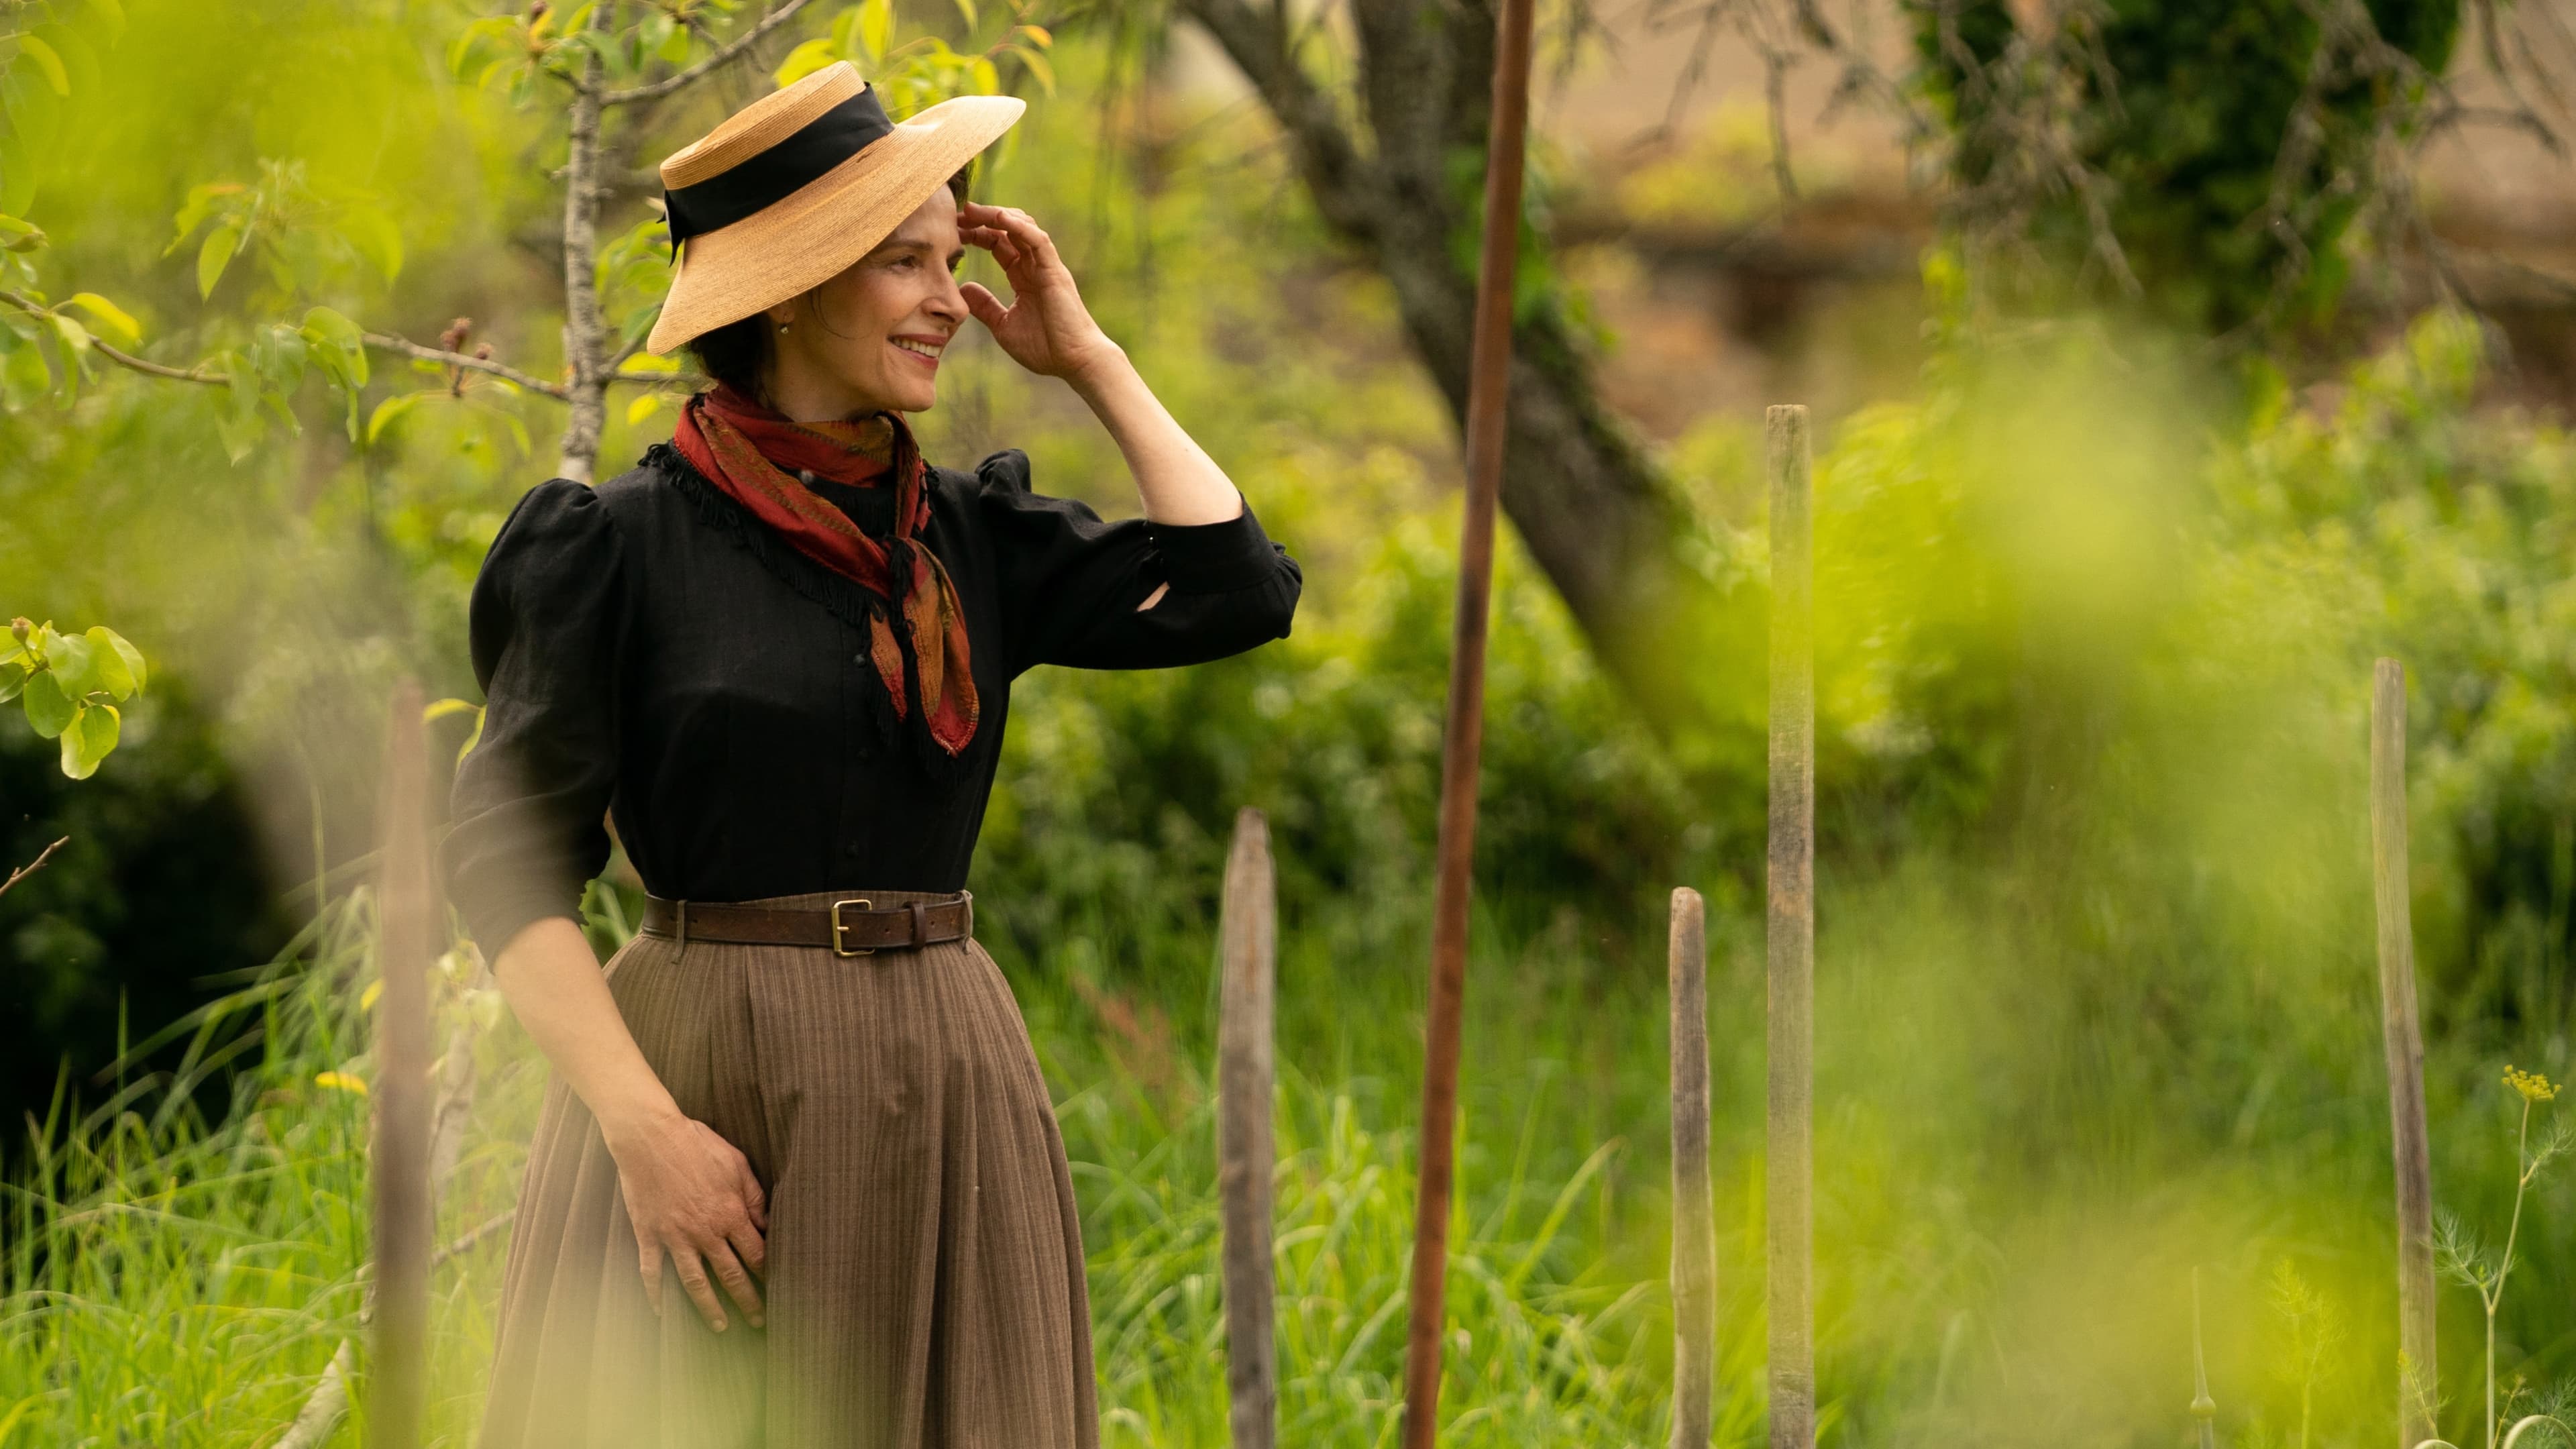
[{"xmin": 443, "ymin": 63, "xmax": 1299, "ymax": 1449}]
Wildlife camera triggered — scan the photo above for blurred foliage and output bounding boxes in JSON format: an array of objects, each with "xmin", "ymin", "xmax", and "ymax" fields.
[{"xmin": 1915, "ymin": 0, "xmax": 2460, "ymax": 339}]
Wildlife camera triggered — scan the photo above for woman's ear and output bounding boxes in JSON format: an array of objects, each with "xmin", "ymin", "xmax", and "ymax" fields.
[{"xmin": 762, "ymin": 298, "xmax": 799, "ymax": 332}]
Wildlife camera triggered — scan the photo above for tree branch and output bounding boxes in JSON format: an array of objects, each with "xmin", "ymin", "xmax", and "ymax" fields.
[
  {"xmin": 1174, "ymin": 0, "xmax": 1384, "ymax": 244},
  {"xmin": 0, "ymin": 290, "xmax": 229, "ymax": 386},
  {"xmin": 0, "ymin": 836, "xmax": 68, "ymax": 899},
  {"xmin": 362, "ymin": 331, "xmax": 570, "ymax": 398},
  {"xmin": 601, "ymin": 0, "xmax": 818, "ymax": 107}
]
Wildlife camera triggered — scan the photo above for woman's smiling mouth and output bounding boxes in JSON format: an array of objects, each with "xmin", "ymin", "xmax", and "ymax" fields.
[{"xmin": 891, "ymin": 335, "xmax": 945, "ymax": 368}]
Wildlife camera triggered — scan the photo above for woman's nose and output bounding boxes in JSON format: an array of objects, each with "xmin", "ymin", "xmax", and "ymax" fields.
[{"xmin": 927, "ymin": 272, "xmax": 968, "ymax": 321}]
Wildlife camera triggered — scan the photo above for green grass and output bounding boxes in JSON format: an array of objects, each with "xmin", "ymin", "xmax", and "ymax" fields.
[{"xmin": 10, "ymin": 852, "xmax": 2568, "ymax": 1449}]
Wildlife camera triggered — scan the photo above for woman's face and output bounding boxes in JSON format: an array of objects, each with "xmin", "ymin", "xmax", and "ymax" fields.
[{"xmin": 761, "ymin": 187, "xmax": 967, "ymax": 419}]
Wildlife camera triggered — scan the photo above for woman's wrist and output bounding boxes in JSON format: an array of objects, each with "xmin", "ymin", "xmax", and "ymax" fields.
[
  {"xmin": 1062, "ymin": 340, "xmax": 1136, "ymax": 401},
  {"xmin": 596, "ymin": 1090, "xmax": 689, "ymax": 1158}
]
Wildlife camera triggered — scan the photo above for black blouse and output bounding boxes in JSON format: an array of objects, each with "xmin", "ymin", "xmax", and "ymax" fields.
[{"xmin": 440, "ymin": 442, "xmax": 1302, "ymax": 956}]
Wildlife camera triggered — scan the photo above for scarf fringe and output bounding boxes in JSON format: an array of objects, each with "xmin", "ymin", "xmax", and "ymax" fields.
[{"xmin": 649, "ymin": 442, "xmax": 975, "ymax": 782}]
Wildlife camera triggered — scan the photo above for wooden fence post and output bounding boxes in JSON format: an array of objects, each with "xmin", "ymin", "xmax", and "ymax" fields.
[
  {"xmin": 1399, "ymin": 0, "xmax": 1538, "ymax": 1440},
  {"xmin": 1670, "ymin": 888, "xmax": 1716, "ymax": 1449},
  {"xmin": 371, "ymin": 680, "xmax": 433, "ymax": 1449},
  {"xmin": 2372, "ymin": 658, "xmax": 2438, "ymax": 1449},
  {"xmin": 1218, "ymin": 808, "xmax": 1279, "ymax": 1449},
  {"xmin": 1766, "ymin": 404, "xmax": 1816, "ymax": 1449}
]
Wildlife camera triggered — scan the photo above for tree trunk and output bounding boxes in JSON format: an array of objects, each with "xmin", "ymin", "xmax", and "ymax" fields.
[
  {"xmin": 557, "ymin": 2, "xmax": 617, "ymax": 484},
  {"xmin": 1178, "ymin": 0, "xmax": 1738, "ymax": 739}
]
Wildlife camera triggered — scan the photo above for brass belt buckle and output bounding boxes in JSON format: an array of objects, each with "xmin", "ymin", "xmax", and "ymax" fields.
[{"xmin": 830, "ymin": 898, "xmax": 876, "ymax": 957}]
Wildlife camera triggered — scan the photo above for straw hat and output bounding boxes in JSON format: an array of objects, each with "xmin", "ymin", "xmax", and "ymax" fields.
[{"xmin": 646, "ymin": 62, "xmax": 1024, "ymax": 356}]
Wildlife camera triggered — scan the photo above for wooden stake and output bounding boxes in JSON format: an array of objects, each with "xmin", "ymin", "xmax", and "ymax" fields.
[
  {"xmin": 1766, "ymin": 405, "xmax": 1816, "ymax": 1449},
  {"xmin": 1670, "ymin": 888, "xmax": 1717, "ymax": 1449},
  {"xmin": 1218, "ymin": 808, "xmax": 1279, "ymax": 1449},
  {"xmin": 2372, "ymin": 658, "xmax": 2438, "ymax": 1449},
  {"xmin": 1400, "ymin": 0, "xmax": 1538, "ymax": 1442},
  {"xmin": 370, "ymin": 680, "xmax": 433, "ymax": 1449}
]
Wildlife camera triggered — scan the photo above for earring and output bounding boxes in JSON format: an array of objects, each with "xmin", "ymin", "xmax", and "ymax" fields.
[{"xmin": 777, "ymin": 321, "xmax": 792, "ymax": 334}]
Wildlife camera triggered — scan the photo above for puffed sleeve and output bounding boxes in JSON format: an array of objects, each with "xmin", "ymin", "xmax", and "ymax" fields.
[
  {"xmin": 974, "ymin": 449, "xmax": 1302, "ymax": 674},
  {"xmin": 440, "ymin": 479, "xmax": 629, "ymax": 957}
]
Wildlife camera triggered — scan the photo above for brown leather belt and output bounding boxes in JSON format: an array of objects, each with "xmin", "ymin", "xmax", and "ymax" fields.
[{"xmin": 640, "ymin": 892, "xmax": 973, "ymax": 957}]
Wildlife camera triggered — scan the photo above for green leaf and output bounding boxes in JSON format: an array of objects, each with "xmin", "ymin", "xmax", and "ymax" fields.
[
  {"xmin": 85, "ymin": 627, "xmax": 136, "ymax": 699},
  {"xmin": 46, "ymin": 628, "xmax": 99, "ymax": 698},
  {"xmin": 81, "ymin": 0, "xmax": 128, "ymax": 41},
  {"xmin": 0, "ymin": 213, "xmax": 45, "ymax": 252},
  {"xmin": 624, "ymin": 391, "xmax": 662, "ymax": 425},
  {"xmin": 299, "ymin": 304, "xmax": 364, "ymax": 353},
  {"xmin": 60, "ymin": 292, "xmax": 137, "ymax": 347},
  {"xmin": 93, "ymin": 626, "xmax": 144, "ymax": 694},
  {"xmin": 20, "ymin": 668, "xmax": 72, "ymax": 738},
  {"xmin": 857, "ymin": 0, "xmax": 893, "ymax": 61},
  {"xmin": 773, "ymin": 37, "xmax": 838, "ymax": 87},
  {"xmin": 951, "ymin": 0, "xmax": 978, "ymax": 31},
  {"xmin": 61, "ymin": 701, "xmax": 117, "ymax": 779},
  {"xmin": 1015, "ymin": 45, "xmax": 1055, "ymax": 94},
  {"xmin": 16, "ymin": 36, "xmax": 70, "ymax": 97},
  {"xmin": 197, "ymin": 223, "xmax": 241, "ymax": 299},
  {"xmin": 366, "ymin": 390, "xmax": 422, "ymax": 444},
  {"xmin": 168, "ymin": 181, "xmax": 239, "ymax": 249},
  {"xmin": 47, "ymin": 312, "xmax": 89, "ymax": 355},
  {"xmin": 0, "ymin": 659, "xmax": 22, "ymax": 703},
  {"xmin": 969, "ymin": 55, "xmax": 1000, "ymax": 95}
]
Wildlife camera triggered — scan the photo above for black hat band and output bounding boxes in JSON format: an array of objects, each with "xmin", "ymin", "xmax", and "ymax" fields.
[{"xmin": 663, "ymin": 86, "xmax": 896, "ymax": 255}]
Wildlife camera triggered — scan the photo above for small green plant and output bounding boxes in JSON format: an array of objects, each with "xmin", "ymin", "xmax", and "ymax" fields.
[
  {"xmin": 2428, "ymin": 1068, "xmax": 2576, "ymax": 1449},
  {"xmin": 0, "ymin": 614, "xmax": 145, "ymax": 777},
  {"xmin": 2263, "ymin": 1260, "xmax": 2347, "ymax": 1449}
]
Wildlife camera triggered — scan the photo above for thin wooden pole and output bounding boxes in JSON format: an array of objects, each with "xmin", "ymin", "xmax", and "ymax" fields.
[
  {"xmin": 1670, "ymin": 888, "xmax": 1716, "ymax": 1449},
  {"xmin": 1765, "ymin": 405, "xmax": 1816, "ymax": 1449},
  {"xmin": 1400, "ymin": 0, "xmax": 1538, "ymax": 1442},
  {"xmin": 2372, "ymin": 658, "xmax": 2438, "ymax": 1449},
  {"xmin": 370, "ymin": 680, "xmax": 433, "ymax": 1449},
  {"xmin": 1218, "ymin": 808, "xmax": 1279, "ymax": 1449}
]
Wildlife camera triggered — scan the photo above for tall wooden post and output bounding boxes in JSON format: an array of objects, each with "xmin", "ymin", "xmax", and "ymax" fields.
[
  {"xmin": 1218, "ymin": 808, "xmax": 1279, "ymax": 1449},
  {"xmin": 1399, "ymin": 0, "xmax": 1538, "ymax": 1442},
  {"xmin": 1766, "ymin": 405, "xmax": 1816, "ymax": 1449},
  {"xmin": 371, "ymin": 680, "xmax": 434, "ymax": 1449},
  {"xmin": 2371, "ymin": 659, "xmax": 2437, "ymax": 1449},
  {"xmin": 1670, "ymin": 888, "xmax": 1717, "ymax": 1449}
]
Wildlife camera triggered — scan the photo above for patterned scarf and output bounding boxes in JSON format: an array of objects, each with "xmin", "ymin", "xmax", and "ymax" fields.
[{"xmin": 673, "ymin": 384, "xmax": 979, "ymax": 756}]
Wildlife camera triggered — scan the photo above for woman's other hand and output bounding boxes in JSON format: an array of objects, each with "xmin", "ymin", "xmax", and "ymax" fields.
[
  {"xmin": 958, "ymin": 202, "xmax": 1122, "ymax": 383},
  {"xmin": 606, "ymin": 1110, "xmax": 769, "ymax": 1332}
]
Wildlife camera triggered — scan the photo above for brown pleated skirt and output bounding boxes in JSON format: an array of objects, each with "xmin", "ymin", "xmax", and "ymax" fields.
[{"xmin": 477, "ymin": 889, "xmax": 1099, "ymax": 1449}]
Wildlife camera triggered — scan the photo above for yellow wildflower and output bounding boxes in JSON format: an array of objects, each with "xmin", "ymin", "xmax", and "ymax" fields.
[
  {"xmin": 314, "ymin": 1071, "xmax": 370, "ymax": 1097},
  {"xmin": 2504, "ymin": 1066, "xmax": 2559, "ymax": 1104}
]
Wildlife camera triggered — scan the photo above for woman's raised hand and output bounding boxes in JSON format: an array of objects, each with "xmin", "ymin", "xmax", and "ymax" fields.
[
  {"xmin": 609, "ymin": 1112, "xmax": 768, "ymax": 1332},
  {"xmin": 958, "ymin": 202, "xmax": 1121, "ymax": 382}
]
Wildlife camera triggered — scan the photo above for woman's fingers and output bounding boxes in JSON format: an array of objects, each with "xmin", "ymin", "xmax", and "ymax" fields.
[
  {"xmin": 959, "ymin": 280, "xmax": 1009, "ymax": 330},
  {"xmin": 961, "ymin": 203, "xmax": 1054, "ymax": 272},
  {"xmin": 963, "ymin": 226, "xmax": 1025, "ymax": 270},
  {"xmin": 704, "ymin": 1236, "xmax": 765, "ymax": 1327},
  {"xmin": 669, "ymin": 1242, "xmax": 730, "ymax": 1331},
  {"xmin": 729, "ymin": 1150, "xmax": 769, "ymax": 1236},
  {"xmin": 638, "ymin": 1239, "xmax": 665, "ymax": 1318}
]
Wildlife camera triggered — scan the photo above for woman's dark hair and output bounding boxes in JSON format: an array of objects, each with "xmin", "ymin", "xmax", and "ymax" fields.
[{"xmin": 684, "ymin": 163, "xmax": 977, "ymax": 402}]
